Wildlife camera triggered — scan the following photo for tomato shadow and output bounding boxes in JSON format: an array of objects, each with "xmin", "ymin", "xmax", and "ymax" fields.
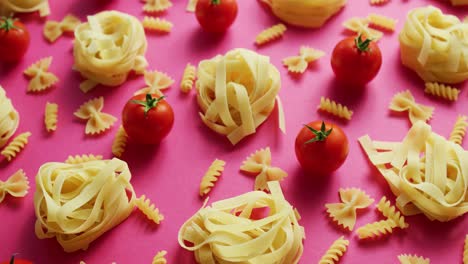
[
  {"xmin": 186, "ymin": 27, "xmax": 228, "ymax": 55},
  {"xmin": 289, "ymin": 166, "xmax": 334, "ymax": 206}
]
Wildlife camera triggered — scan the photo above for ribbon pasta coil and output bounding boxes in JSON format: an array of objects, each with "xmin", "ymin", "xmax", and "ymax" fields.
[
  {"xmin": 0, "ymin": 85, "xmax": 19, "ymax": 148},
  {"xmin": 399, "ymin": 6, "xmax": 468, "ymax": 84},
  {"xmin": 73, "ymin": 11, "xmax": 148, "ymax": 92},
  {"xmin": 196, "ymin": 48, "xmax": 285, "ymax": 145},
  {"xmin": 0, "ymin": 0, "xmax": 50, "ymax": 17}
]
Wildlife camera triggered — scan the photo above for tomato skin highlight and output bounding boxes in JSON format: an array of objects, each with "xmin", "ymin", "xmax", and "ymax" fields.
[
  {"xmin": 294, "ymin": 121, "xmax": 349, "ymax": 175},
  {"xmin": 195, "ymin": 0, "xmax": 238, "ymax": 33},
  {"xmin": 0, "ymin": 17, "xmax": 30, "ymax": 62},
  {"xmin": 0, "ymin": 258, "xmax": 33, "ymax": 264}
]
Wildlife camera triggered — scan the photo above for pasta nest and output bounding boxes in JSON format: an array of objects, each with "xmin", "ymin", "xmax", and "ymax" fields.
[
  {"xmin": 196, "ymin": 48, "xmax": 284, "ymax": 145},
  {"xmin": 260, "ymin": 0, "xmax": 347, "ymax": 28},
  {"xmin": 399, "ymin": 6, "xmax": 468, "ymax": 84},
  {"xmin": 0, "ymin": 86, "xmax": 20, "ymax": 148},
  {"xmin": 178, "ymin": 181, "xmax": 305, "ymax": 264},
  {"xmin": 0, "ymin": 0, "xmax": 50, "ymax": 17},
  {"xmin": 73, "ymin": 11, "xmax": 148, "ymax": 90},
  {"xmin": 34, "ymin": 158, "xmax": 136, "ymax": 252}
]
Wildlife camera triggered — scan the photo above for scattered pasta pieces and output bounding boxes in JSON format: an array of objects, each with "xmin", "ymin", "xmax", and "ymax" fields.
[
  {"xmin": 356, "ymin": 219, "xmax": 396, "ymax": 239},
  {"xmin": 367, "ymin": 13, "xmax": 397, "ymax": 31},
  {"xmin": 369, "ymin": 0, "xmax": 390, "ymax": 6},
  {"xmin": 74, "ymin": 97, "xmax": 117, "ymax": 135},
  {"xmin": 44, "ymin": 102, "xmax": 58, "ymax": 132},
  {"xmin": 0, "ymin": 169, "xmax": 29, "ymax": 203},
  {"xmin": 65, "ymin": 154, "xmax": 103, "ymax": 164},
  {"xmin": 318, "ymin": 97, "xmax": 353, "ymax": 121},
  {"xmin": 343, "ymin": 17, "xmax": 383, "ymax": 41},
  {"xmin": 152, "ymin": 250, "xmax": 167, "ymax": 264},
  {"xmin": 464, "ymin": 235, "xmax": 468, "ymax": 264},
  {"xmin": 240, "ymin": 147, "xmax": 287, "ymax": 191},
  {"xmin": 449, "ymin": 115, "xmax": 468, "ymax": 145},
  {"xmin": 143, "ymin": 0, "xmax": 172, "ymax": 13},
  {"xmin": 1, "ymin": 132, "xmax": 31, "ymax": 162},
  {"xmin": 112, "ymin": 126, "xmax": 128, "ymax": 158},
  {"xmin": 424, "ymin": 82, "xmax": 460, "ymax": 101},
  {"xmin": 318, "ymin": 236, "xmax": 349, "ymax": 264},
  {"xmin": 325, "ymin": 188, "xmax": 374, "ymax": 231},
  {"xmin": 389, "ymin": 90, "xmax": 434, "ymax": 124},
  {"xmin": 43, "ymin": 14, "xmax": 80, "ymax": 42},
  {"xmin": 282, "ymin": 46, "xmax": 325, "ymax": 74},
  {"xmin": 135, "ymin": 195, "xmax": 164, "ymax": 224},
  {"xmin": 199, "ymin": 159, "xmax": 225, "ymax": 196},
  {"xmin": 377, "ymin": 196, "xmax": 408, "ymax": 229},
  {"xmin": 180, "ymin": 63, "xmax": 196, "ymax": 93},
  {"xmin": 24, "ymin": 57, "xmax": 59, "ymax": 93},
  {"xmin": 0, "ymin": 85, "xmax": 20, "ymax": 148},
  {"xmin": 134, "ymin": 70, "xmax": 174, "ymax": 96},
  {"xmin": 142, "ymin": 17, "xmax": 173, "ymax": 33},
  {"xmin": 178, "ymin": 181, "xmax": 305, "ymax": 263},
  {"xmin": 186, "ymin": 0, "xmax": 197, "ymax": 12},
  {"xmin": 0, "ymin": 0, "xmax": 50, "ymax": 17},
  {"xmin": 255, "ymin": 23, "xmax": 286, "ymax": 46},
  {"xmin": 398, "ymin": 254, "xmax": 430, "ymax": 264}
]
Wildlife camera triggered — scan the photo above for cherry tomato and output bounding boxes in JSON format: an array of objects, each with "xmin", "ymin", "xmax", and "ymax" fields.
[
  {"xmin": 195, "ymin": 0, "xmax": 238, "ymax": 33},
  {"xmin": 331, "ymin": 35, "xmax": 382, "ymax": 87},
  {"xmin": 0, "ymin": 16, "xmax": 30, "ymax": 62},
  {"xmin": 0, "ymin": 255, "xmax": 33, "ymax": 264},
  {"xmin": 122, "ymin": 94, "xmax": 174, "ymax": 145},
  {"xmin": 295, "ymin": 121, "xmax": 349, "ymax": 175}
]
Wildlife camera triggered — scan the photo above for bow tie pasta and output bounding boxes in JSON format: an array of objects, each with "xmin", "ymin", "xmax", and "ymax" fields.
[
  {"xmin": 0, "ymin": 0, "xmax": 49, "ymax": 17},
  {"xmin": 0, "ymin": 86, "xmax": 19, "ymax": 148},
  {"xmin": 399, "ymin": 6, "xmax": 468, "ymax": 84}
]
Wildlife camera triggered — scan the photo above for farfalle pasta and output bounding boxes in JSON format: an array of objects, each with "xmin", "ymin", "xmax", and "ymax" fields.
[
  {"xmin": 255, "ymin": 23, "xmax": 287, "ymax": 45},
  {"xmin": 74, "ymin": 97, "xmax": 117, "ymax": 135},
  {"xmin": 199, "ymin": 159, "xmax": 225, "ymax": 196},
  {"xmin": 44, "ymin": 102, "xmax": 58, "ymax": 132},
  {"xmin": 318, "ymin": 97, "xmax": 353, "ymax": 120},
  {"xmin": 0, "ymin": 169, "xmax": 29, "ymax": 203},
  {"xmin": 1, "ymin": 131, "xmax": 31, "ymax": 161},
  {"xmin": 283, "ymin": 46, "xmax": 325, "ymax": 74},
  {"xmin": 449, "ymin": 115, "xmax": 468, "ymax": 145},
  {"xmin": 142, "ymin": 17, "xmax": 173, "ymax": 33},
  {"xmin": 389, "ymin": 90, "xmax": 434, "ymax": 124},
  {"xmin": 143, "ymin": 0, "xmax": 172, "ymax": 13},
  {"xmin": 0, "ymin": 85, "xmax": 19, "ymax": 148},
  {"xmin": 180, "ymin": 63, "xmax": 196, "ymax": 93},
  {"xmin": 135, "ymin": 195, "xmax": 164, "ymax": 224},
  {"xmin": 0, "ymin": 0, "xmax": 50, "ymax": 17},
  {"xmin": 398, "ymin": 254, "xmax": 430, "ymax": 264},
  {"xmin": 343, "ymin": 17, "xmax": 383, "ymax": 41},
  {"xmin": 153, "ymin": 251, "xmax": 167, "ymax": 264},
  {"xmin": 134, "ymin": 70, "xmax": 174, "ymax": 96},
  {"xmin": 399, "ymin": 6, "xmax": 468, "ymax": 84},
  {"xmin": 196, "ymin": 48, "xmax": 285, "ymax": 145},
  {"xmin": 65, "ymin": 154, "xmax": 103, "ymax": 164},
  {"xmin": 44, "ymin": 14, "xmax": 80, "ymax": 43},
  {"xmin": 178, "ymin": 181, "xmax": 305, "ymax": 264},
  {"xmin": 74, "ymin": 11, "xmax": 148, "ymax": 93},
  {"xmin": 318, "ymin": 236, "xmax": 349, "ymax": 264},
  {"xmin": 112, "ymin": 126, "xmax": 128, "ymax": 158},
  {"xmin": 24, "ymin": 57, "xmax": 59, "ymax": 93},
  {"xmin": 424, "ymin": 82, "xmax": 460, "ymax": 101}
]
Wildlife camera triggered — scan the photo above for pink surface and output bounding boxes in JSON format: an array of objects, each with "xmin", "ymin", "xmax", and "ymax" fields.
[{"xmin": 0, "ymin": 0, "xmax": 467, "ymax": 263}]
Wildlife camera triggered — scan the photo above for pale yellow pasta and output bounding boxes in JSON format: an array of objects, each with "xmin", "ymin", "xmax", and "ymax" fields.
[
  {"xmin": 142, "ymin": 17, "xmax": 173, "ymax": 33},
  {"xmin": 325, "ymin": 188, "xmax": 374, "ymax": 231},
  {"xmin": 368, "ymin": 13, "xmax": 397, "ymax": 31},
  {"xmin": 377, "ymin": 196, "xmax": 408, "ymax": 229},
  {"xmin": 356, "ymin": 219, "xmax": 396, "ymax": 239},
  {"xmin": 34, "ymin": 158, "xmax": 136, "ymax": 252},
  {"xmin": 112, "ymin": 126, "xmax": 128, "ymax": 158},
  {"xmin": 318, "ymin": 97, "xmax": 353, "ymax": 120},
  {"xmin": 343, "ymin": 17, "xmax": 383, "ymax": 41},
  {"xmin": 283, "ymin": 46, "xmax": 325, "ymax": 74},
  {"xmin": 196, "ymin": 48, "xmax": 286, "ymax": 145},
  {"xmin": 43, "ymin": 14, "xmax": 80, "ymax": 43},
  {"xmin": 318, "ymin": 236, "xmax": 349, "ymax": 264},
  {"xmin": 449, "ymin": 115, "xmax": 468, "ymax": 145},
  {"xmin": 240, "ymin": 147, "xmax": 288, "ymax": 191},
  {"xmin": 180, "ymin": 63, "xmax": 196, "ymax": 93},
  {"xmin": 134, "ymin": 70, "xmax": 174, "ymax": 96},
  {"xmin": 255, "ymin": 23, "xmax": 287, "ymax": 45},
  {"xmin": 44, "ymin": 102, "xmax": 58, "ymax": 132},
  {"xmin": 24, "ymin": 57, "xmax": 59, "ymax": 92},
  {"xmin": 178, "ymin": 181, "xmax": 305, "ymax": 264},
  {"xmin": 74, "ymin": 11, "xmax": 148, "ymax": 93},
  {"xmin": 0, "ymin": 85, "xmax": 20, "ymax": 148},
  {"xmin": 399, "ymin": 6, "xmax": 468, "ymax": 84},
  {"xmin": 153, "ymin": 250, "xmax": 167, "ymax": 264},
  {"xmin": 0, "ymin": 0, "xmax": 49, "ymax": 16},
  {"xmin": 1, "ymin": 132, "xmax": 31, "ymax": 161},
  {"xmin": 74, "ymin": 97, "xmax": 117, "ymax": 135},
  {"xmin": 464, "ymin": 235, "xmax": 468, "ymax": 264},
  {"xmin": 369, "ymin": 0, "xmax": 389, "ymax": 5},
  {"xmin": 398, "ymin": 254, "xmax": 430, "ymax": 264},
  {"xmin": 260, "ymin": 0, "xmax": 347, "ymax": 28},
  {"xmin": 143, "ymin": 0, "xmax": 172, "ymax": 13},
  {"xmin": 135, "ymin": 195, "xmax": 164, "ymax": 224},
  {"xmin": 0, "ymin": 169, "xmax": 29, "ymax": 203},
  {"xmin": 186, "ymin": 0, "xmax": 197, "ymax": 12},
  {"xmin": 199, "ymin": 159, "xmax": 225, "ymax": 196},
  {"xmin": 389, "ymin": 90, "xmax": 434, "ymax": 124},
  {"xmin": 65, "ymin": 154, "xmax": 103, "ymax": 164},
  {"xmin": 424, "ymin": 82, "xmax": 460, "ymax": 101}
]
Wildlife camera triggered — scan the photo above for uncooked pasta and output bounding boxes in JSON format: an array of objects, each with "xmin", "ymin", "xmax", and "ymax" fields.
[
  {"xmin": 0, "ymin": 85, "xmax": 19, "ymax": 148},
  {"xmin": 1, "ymin": 132, "xmax": 31, "ymax": 161},
  {"xmin": 0, "ymin": 169, "xmax": 29, "ymax": 203},
  {"xmin": 318, "ymin": 236, "xmax": 349, "ymax": 264},
  {"xmin": 255, "ymin": 23, "xmax": 287, "ymax": 45},
  {"xmin": 0, "ymin": 0, "xmax": 50, "ymax": 17}
]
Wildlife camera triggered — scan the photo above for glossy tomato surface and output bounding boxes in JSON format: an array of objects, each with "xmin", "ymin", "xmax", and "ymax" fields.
[
  {"xmin": 195, "ymin": 0, "xmax": 238, "ymax": 33},
  {"xmin": 0, "ymin": 17, "xmax": 30, "ymax": 62}
]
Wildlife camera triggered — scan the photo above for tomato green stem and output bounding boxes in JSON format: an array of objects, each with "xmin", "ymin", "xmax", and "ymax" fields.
[
  {"xmin": 211, "ymin": 0, "xmax": 221, "ymax": 4},
  {"xmin": 0, "ymin": 16, "xmax": 18, "ymax": 32},
  {"xmin": 304, "ymin": 121, "xmax": 333, "ymax": 144},
  {"xmin": 131, "ymin": 94, "xmax": 166, "ymax": 117},
  {"xmin": 9, "ymin": 254, "xmax": 18, "ymax": 264},
  {"xmin": 355, "ymin": 35, "xmax": 373, "ymax": 53}
]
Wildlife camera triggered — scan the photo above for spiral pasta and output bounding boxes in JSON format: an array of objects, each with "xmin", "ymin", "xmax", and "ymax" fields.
[
  {"xmin": 178, "ymin": 181, "xmax": 305, "ymax": 263},
  {"xmin": 44, "ymin": 102, "xmax": 58, "ymax": 132},
  {"xmin": 152, "ymin": 250, "xmax": 167, "ymax": 264},
  {"xmin": 399, "ymin": 6, "xmax": 468, "ymax": 84},
  {"xmin": 449, "ymin": 115, "xmax": 468, "ymax": 145},
  {"xmin": 343, "ymin": 17, "xmax": 383, "ymax": 41},
  {"xmin": 398, "ymin": 254, "xmax": 430, "ymax": 264},
  {"xmin": 180, "ymin": 63, "xmax": 196, "ymax": 93},
  {"xmin": 377, "ymin": 196, "xmax": 408, "ymax": 229},
  {"xmin": 282, "ymin": 46, "xmax": 325, "ymax": 74},
  {"xmin": 65, "ymin": 154, "xmax": 103, "ymax": 164},
  {"xmin": 34, "ymin": 158, "xmax": 136, "ymax": 252},
  {"xmin": 199, "ymin": 159, "xmax": 225, "ymax": 196},
  {"xmin": 1, "ymin": 132, "xmax": 31, "ymax": 161},
  {"xmin": 0, "ymin": 85, "xmax": 19, "ymax": 148},
  {"xmin": 134, "ymin": 70, "xmax": 174, "ymax": 96},
  {"xmin": 143, "ymin": 0, "xmax": 172, "ymax": 13},
  {"xmin": 356, "ymin": 219, "xmax": 396, "ymax": 239},
  {"xmin": 0, "ymin": 0, "xmax": 50, "ymax": 16},
  {"xmin": 389, "ymin": 90, "xmax": 434, "ymax": 124},
  {"xmin": 43, "ymin": 14, "xmax": 80, "ymax": 43},
  {"xmin": 255, "ymin": 23, "xmax": 287, "ymax": 45},
  {"xmin": 318, "ymin": 236, "xmax": 349, "ymax": 264},
  {"xmin": 74, "ymin": 11, "xmax": 148, "ymax": 93},
  {"xmin": 142, "ymin": 17, "xmax": 173, "ymax": 33},
  {"xmin": 24, "ymin": 57, "xmax": 59, "ymax": 92},
  {"xmin": 0, "ymin": 169, "xmax": 29, "ymax": 203},
  {"xmin": 74, "ymin": 97, "xmax": 117, "ymax": 135},
  {"xmin": 135, "ymin": 195, "xmax": 164, "ymax": 224},
  {"xmin": 112, "ymin": 126, "xmax": 128, "ymax": 158},
  {"xmin": 368, "ymin": 13, "xmax": 397, "ymax": 32},
  {"xmin": 424, "ymin": 82, "xmax": 460, "ymax": 101},
  {"xmin": 318, "ymin": 97, "xmax": 353, "ymax": 120},
  {"xmin": 196, "ymin": 48, "xmax": 285, "ymax": 145}
]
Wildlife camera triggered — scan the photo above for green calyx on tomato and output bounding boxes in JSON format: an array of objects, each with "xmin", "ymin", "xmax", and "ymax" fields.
[
  {"xmin": 354, "ymin": 35, "xmax": 372, "ymax": 53},
  {"xmin": 304, "ymin": 121, "xmax": 333, "ymax": 144},
  {"xmin": 131, "ymin": 94, "xmax": 166, "ymax": 117},
  {"xmin": 211, "ymin": 0, "xmax": 221, "ymax": 4},
  {"xmin": 0, "ymin": 16, "xmax": 18, "ymax": 32}
]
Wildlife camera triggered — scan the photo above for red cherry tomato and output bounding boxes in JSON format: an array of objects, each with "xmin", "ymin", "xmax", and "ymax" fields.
[
  {"xmin": 295, "ymin": 121, "xmax": 349, "ymax": 175},
  {"xmin": 0, "ymin": 255, "xmax": 33, "ymax": 264},
  {"xmin": 331, "ymin": 35, "xmax": 382, "ymax": 87},
  {"xmin": 122, "ymin": 94, "xmax": 174, "ymax": 145},
  {"xmin": 195, "ymin": 0, "xmax": 238, "ymax": 33},
  {"xmin": 0, "ymin": 16, "xmax": 30, "ymax": 62}
]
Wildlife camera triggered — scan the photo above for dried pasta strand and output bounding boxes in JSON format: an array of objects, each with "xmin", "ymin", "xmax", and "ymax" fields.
[
  {"xmin": 318, "ymin": 236, "xmax": 349, "ymax": 264},
  {"xmin": 135, "ymin": 195, "xmax": 164, "ymax": 224},
  {"xmin": 143, "ymin": 0, "xmax": 173, "ymax": 13},
  {"xmin": 377, "ymin": 196, "xmax": 409, "ymax": 229},
  {"xmin": 24, "ymin": 57, "xmax": 59, "ymax": 92},
  {"xmin": 186, "ymin": 0, "xmax": 197, "ymax": 12},
  {"xmin": 74, "ymin": 97, "xmax": 117, "ymax": 135},
  {"xmin": 43, "ymin": 14, "xmax": 81, "ymax": 43},
  {"xmin": 199, "ymin": 159, "xmax": 225, "ymax": 196},
  {"xmin": 142, "ymin": 17, "xmax": 173, "ymax": 33},
  {"xmin": 0, "ymin": 85, "xmax": 20, "ymax": 148},
  {"xmin": 44, "ymin": 102, "xmax": 58, "ymax": 132},
  {"xmin": 370, "ymin": 0, "xmax": 390, "ymax": 5},
  {"xmin": 282, "ymin": 46, "xmax": 325, "ymax": 74},
  {"xmin": 255, "ymin": 23, "xmax": 287, "ymax": 45},
  {"xmin": 112, "ymin": 126, "xmax": 128, "ymax": 158},
  {"xmin": 318, "ymin": 97, "xmax": 353, "ymax": 120},
  {"xmin": 398, "ymin": 254, "xmax": 430, "ymax": 264},
  {"xmin": 368, "ymin": 13, "xmax": 397, "ymax": 31},
  {"xmin": 134, "ymin": 70, "xmax": 174, "ymax": 96},
  {"xmin": 464, "ymin": 235, "xmax": 468, "ymax": 264},
  {"xmin": 1, "ymin": 132, "xmax": 31, "ymax": 162},
  {"xmin": 152, "ymin": 250, "xmax": 167, "ymax": 264},
  {"xmin": 449, "ymin": 115, "xmax": 468, "ymax": 145},
  {"xmin": 356, "ymin": 219, "xmax": 396, "ymax": 239},
  {"xmin": 180, "ymin": 63, "xmax": 196, "ymax": 93},
  {"xmin": 389, "ymin": 90, "xmax": 434, "ymax": 124},
  {"xmin": 65, "ymin": 154, "xmax": 103, "ymax": 164},
  {"xmin": 0, "ymin": 169, "xmax": 29, "ymax": 203},
  {"xmin": 424, "ymin": 82, "xmax": 460, "ymax": 101}
]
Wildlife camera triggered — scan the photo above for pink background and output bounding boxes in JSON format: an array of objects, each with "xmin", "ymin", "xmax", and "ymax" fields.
[{"xmin": 0, "ymin": 0, "xmax": 467, "ymax": 263}]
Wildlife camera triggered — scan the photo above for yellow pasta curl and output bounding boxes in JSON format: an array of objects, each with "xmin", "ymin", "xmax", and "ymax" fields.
[
  {"xmin": 65, "ymin": 154, "xmax": 103, "ymax": 164},
  {"xmin": 318, "ymin": 97, "xmax": 353, "ymax": 120},
  {"xmin": 152, "ymin": 250, "xmax": 167, "ymax": 264},
  {"xmin": 424, "ymin": 82, "xmax": 460, "ymax": 101},
  {"xmin": 255, "ymin": 23, "xmax": 287, "ymax": 45},
  {"xmin": 318, "ymin": 236, "xmax": 349, "ymax": 264},
  {"xmin": 112, "ymin": 126, "xmax": 128, "ymax": 158},
  {"xmin": 180, "ymin": 63, "xmax": 196, "ymax": 93},
  {"xmin": 143, "ymin": 0, "xmax": 172, "ymax": 13},
  {"xmin": 1, "ymin": 132, "xmax": 31, "ymax": 162},
  {"xmin": 377, "ymin": 196, "xmax": 409, "ymax": 229},
  {"xmin": 449, "ymin": 115, "xmax": 468, "ymax": 145},
  {"xmin": 356, "ymin": 219, "xmax": 396, "ymax": 239},
  {"xmin": 142, "ymin": 17, "xmax": 173, "ymax": 33},
  {"xmin": 0, "ymin": 85, "xmax": 20, "ymax": 148},
  {"xmin": 44, "ymin": 102, "xmax": 58, "ymax": 132},
  {"xmin": 199, "ymin": 159, "xmax": 225, "ymax": 196},
  {"xmin": 135, "ymin": 195, "xmax": 164, "ymax": 224},
  {"xmin": 464, "ymin": 235, "xmax": 468, "ymax": 264},
  {"xmin": 368, "ymin": 13, "xmax": 397, "ymax": 31},
  {"xmin": 398, "ymin": 254, "xmax": 430, "ymax": 264}
]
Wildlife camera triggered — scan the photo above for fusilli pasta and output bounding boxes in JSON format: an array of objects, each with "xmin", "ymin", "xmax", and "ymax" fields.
[
  {"xmin": 398, "ymin": 254, "xmax": 430, "ymax": 264},
  {"xmin": 142, "ymin": 17, "xmax": 173, "ymax": 33},
  {"xmin": 24, "ymin": 57, "xmax": 59, "ymax": 92},
  {"xmin": 0, "ymin": 85, "xmax": 19, "ymax": 148},
  {"xmin": 44, "ymin": 102, "xmax": 58, "ymax": 132},
  {"xmin": 134, "ymin": 70, "xmax": 174, "ymax": 96},
  {"xmin": 1, "ymin": 132, "xmax": 31, "ymax": 161},
  {"xmin": 368, "ymin": 13, "xmax": 397, "ymax": 31},
  {"xmin": 255, "ymin": 23, "xmax": 287, "ymax": 45},
  {"xmin": 180, "ymin": 63, "xmax": 196, "ymax": 93},
  {"xmin": 389, "ymin": 90, "xmax": 434, "ymax": 124},
  {"xmin": 152, "ymin": 250, "xmax": 167, "ymax": 264},
  {"xmin": 424, "ymin": 82, "xmax": 460, "ymax": 101},
  {"xmin": 199, "ymin": 159, "xmax": 225, "ymax": 196},
  {"xmin": 449, "ymin": 115, "xmax": 468, "ymax": 145},
  {"xmin": 318, "ymin": 97, "xmax": 353, "ymax": 120},
  {"xmin": 112, "ymin": 126, "xmax": 128, "ymax": 158},
  {"xmin": 65, "ymin": 154, "xmax": 103, "ymax": 164},
  {"xmin": 0, "ymin": 169, "xmax": 29, "ymax": 203},
  {"xmin": 282, "ymin": 46, "xmax": 325, "ymax": 74},
  {"xmin": 143, "ymin": 0, "xmax": 172, "ymax": 13},
  {"xmin": 74, "ymin": 97, "xmax": 117, "ymax": 135},
  {"xmin": 135, "ymin": 195, "xmax": 164, "ymax": 224},
  {"xmin": 43, "ymin": 14, "xmax": 80, "ymax": 43},
  {"xmin": 318, "ymin": 236, "xmax": 349, "ymax": 264},
  {"xmin": 377, "ymin": 196, "xmax": 408, "ymax": 229},
  {"xmin": 356, "ymin": 219, "xmax": 396, "ymax": 239}
]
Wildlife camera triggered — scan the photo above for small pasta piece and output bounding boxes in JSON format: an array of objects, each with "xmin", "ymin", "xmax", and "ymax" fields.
[
  {"xmin": 186, "ymin": 0, "xmax": 197, "ymax": 12},
  {"xmin": 343, "ymin": 17, "xmax": 383, "ymax": 41},
  {"xmin": 255, "ymin": 23, "xmax": 287, "ymax": 46},
  {"xmin": 44, "ymin": 102, "xmax": 58, "ymax": 132},
  {"xmin": 424, "ymin": 82, "xmax": 460, "ymax": 101},
  {"xmin": 370, "ymin": 0, "xmax": 390, "ymax": 5},
  {"xmin": 318, "ymin": 97, "xmax": 353, "ymax": 120},
  {"xmin": 389, "ymin": 90, "xmax": 434, "ymax": 124},
  {"xmin": 398, "ymin": 254, "xmax": 430, "ymax": 264},
  {"xmin": 464, "ymin": 235, "xmax": 468, "ymax": 264},
  {"xmin": 112, "ymin": 126, "xmax": 128, "ymax": 158},
  {"xmin": 134, "ymin": 70, "xmax": 174, "ymax": 96},
  {"xmin": 152, "ymin": 250, "xmax": 167, "ymax": 264},
  {"xmin": 74, "ymin": 97, "xmax": 117, "ymax": 135},
  {"xmin": 199, "ymin": 159, "xmax": 225, "ymax": 196},
  {"xmin": 367, "ymin": 13, "xmax": 397, "ymax": 31},
  {"xmin": 180, "ymin": 63, "xmax": 196, "ymax": 93},
  {"xmin": 449, "ymin": 115, "xmax": 468, "ymax": 145},
  {"xmin": 43, "ymin": 14, "xmax": 81, "ymax": 43},
  {"xmin": 65, "ymin": 154, "xmax": 103, "ymax": 164},
  {"xmin": 377, "ymin": 196, "xmax": 408, "ymax": 229},
  {"xmin": 24, "ymin": 57, "xmax": 59, "ymax": 92},
  {"xmin": 318, "ymin": 236, "xmax": 349, "ymax": 264},
  {"xmin": 142, "ymin": 17, "xmax": 173, "ymax": 33},
  {"xmin": 1, "ymin": 132, "xmax": 31, "ymax": 162},
  {"xmin": 135, "ymin": 195, "xmax": 164, "ymax": 224},
  {"xmin": 143, "ymin": 0, "xmax": 172, "ymax": 13},
  {"xmin": 282, "ymin": 46, "xmax": 325, "ymax": 74},
  {"xmin": 0, "ymin": 169, "xmax": 29, "ymax": 203},
  {"xmin": 356, "ymin": 219, "xmax": 396, "ymax": 239}
]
